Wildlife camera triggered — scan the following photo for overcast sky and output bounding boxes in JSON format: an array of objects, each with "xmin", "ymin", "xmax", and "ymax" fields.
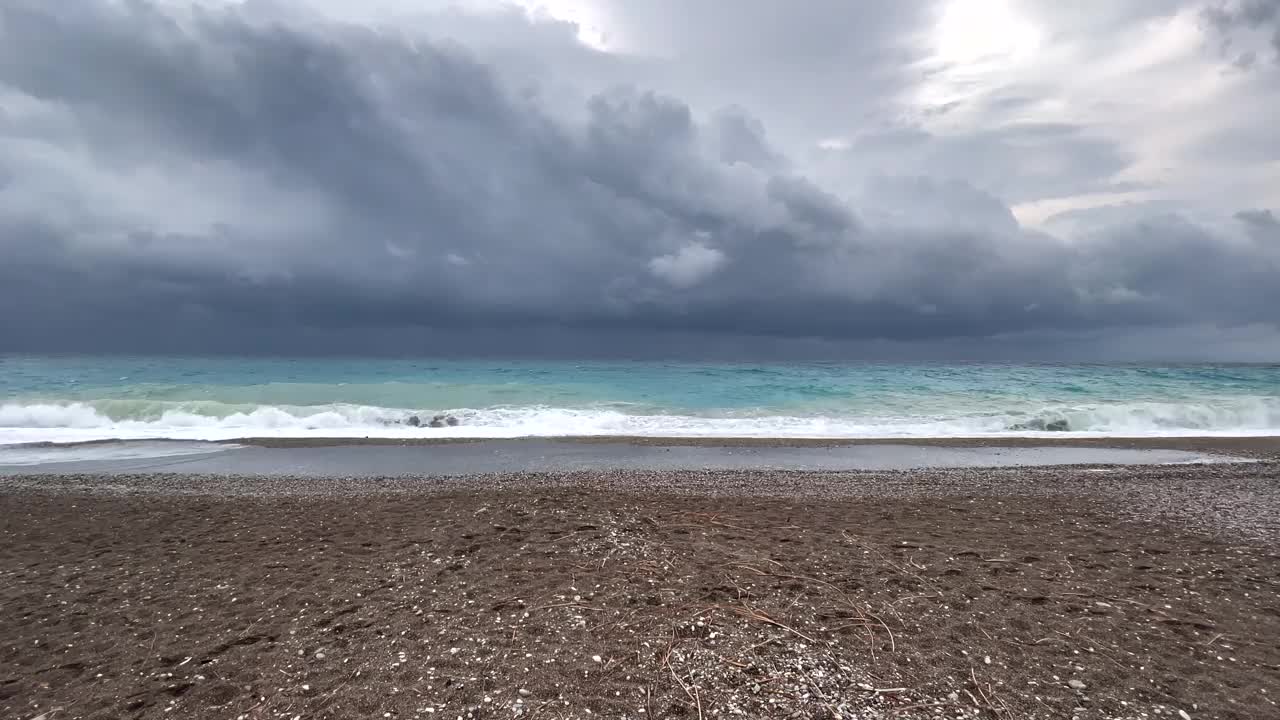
[{"xmin": 1, "ymin": 0, "xmax": 1278, "ymax": 359}]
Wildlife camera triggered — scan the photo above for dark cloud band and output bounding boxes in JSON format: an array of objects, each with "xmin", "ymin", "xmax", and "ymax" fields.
[{"xmin": 0, "ymin": 1, "xmax": 1277, "ymax": 357}]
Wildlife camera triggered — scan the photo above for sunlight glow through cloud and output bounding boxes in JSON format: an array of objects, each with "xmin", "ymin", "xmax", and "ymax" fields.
[
  {"xmin": 512, "ymin": 0, "xmax": 612, "ymax": 50},
  {"xmin": 933, "ymin": 0, "xmax": 1042, "ymax": 67},
  {"xmin": 913, "ymin": 0, "xmax": 1043, "ymax": 109}
]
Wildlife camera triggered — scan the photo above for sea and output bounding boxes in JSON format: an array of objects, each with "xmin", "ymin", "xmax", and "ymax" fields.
[{"xmin": 1, "ymin": 356, "xmax": 1279, "ymax": 445}]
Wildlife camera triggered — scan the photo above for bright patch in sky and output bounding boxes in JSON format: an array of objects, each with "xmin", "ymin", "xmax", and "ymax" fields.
[
  {"xmin": 513, "ymin": 0, "xmax": 611, "ymax": 50},
  {"xmin": 913, "ymin": 0, "xmax": 1045, "ymax": 109},
  {"xmin": 933, "ymin": 0, "xmax": 1042, "ymax": 67}
]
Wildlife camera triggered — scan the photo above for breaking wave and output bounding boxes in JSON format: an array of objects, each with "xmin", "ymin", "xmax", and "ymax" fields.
[{"xmin": 1, "ymin": 396, "xmax": 1278, "ymax": 444}]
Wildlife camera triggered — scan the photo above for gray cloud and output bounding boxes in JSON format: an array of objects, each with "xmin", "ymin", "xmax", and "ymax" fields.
[
  {"xmin": 824, "ymin": 122, "xmax": 1141, "ymax": 207},
  {"xmin": 1237, "ymin": 207, "xmax": 1279, "ymax": 226},
  {"xmin": 579, "ymin": 0, "xmax": 934, "ymax": 142},
  {"xmin": 0, "ymin": 0, "xmax": 1278, "ymax": 358},
  {"xmin": 1203, "ymin": 0, "xmax": 1280, "ymax": 65}
]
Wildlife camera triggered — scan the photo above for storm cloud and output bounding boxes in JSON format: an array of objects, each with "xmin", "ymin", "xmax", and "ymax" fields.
[
  {"xmin": 1, "ymin": 0, "xmax": 1278, "ymax": 358},
  {"xmin": 1203, "ymin": 0, "xmax": 1280, "ymax": 66}
]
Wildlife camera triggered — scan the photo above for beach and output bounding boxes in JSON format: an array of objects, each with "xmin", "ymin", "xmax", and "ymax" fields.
[
  {"xmin": 2, "ymin": 447, "xmax": 1278, "ymax": 720},
  {"xmin": 9, "ymin": 0, "xmax": 1280, "ymax": 716}
]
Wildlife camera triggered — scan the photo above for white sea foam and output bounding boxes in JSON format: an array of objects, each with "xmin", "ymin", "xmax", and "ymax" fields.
[{"xmin": 1, "ymin": 398, "xmax": 1278, "ymax": 444}]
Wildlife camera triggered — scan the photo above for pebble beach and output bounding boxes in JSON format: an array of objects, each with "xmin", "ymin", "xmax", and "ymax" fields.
[{"xmin": 2, "ymin": 451, "xmax": 1279, "ymax": 720}]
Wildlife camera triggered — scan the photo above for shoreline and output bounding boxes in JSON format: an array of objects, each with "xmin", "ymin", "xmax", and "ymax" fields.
[
  {"xmin": 3, "ymin": 465, "xmax": 1277, "ymax": 719},
  {"xmin": 8, "ymin": 433, "xmax": 1280, "ymax": 457},
  {"xmin": 2, "ymin": 438, "xmax": 1268, "ymax": 477},
  {"xmin": 231, "ymin": 434, "xmax": 1280, "ymax": 458}
]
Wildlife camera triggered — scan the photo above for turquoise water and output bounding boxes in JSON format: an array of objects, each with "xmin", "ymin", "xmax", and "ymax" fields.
[{"xmin": 1, "ymin": 356, "xmax": 1278, "ymax": 442}]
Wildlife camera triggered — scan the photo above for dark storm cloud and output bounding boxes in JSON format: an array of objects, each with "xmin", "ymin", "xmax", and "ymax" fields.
[
  {"xmin": 0, "ymin": 0, "xmax": 1278, "ymax": 357},
  {"xmin": 1237, "ymin": 208, "xmax": 1279, "ymax": 226},
  {"xmin": 1203, "ymin": 0, "xmax": 1280, "ymax": 65},
  {"xmin": 1236, "ymin": 209, "xmax": 1280, "ymax": 240}
]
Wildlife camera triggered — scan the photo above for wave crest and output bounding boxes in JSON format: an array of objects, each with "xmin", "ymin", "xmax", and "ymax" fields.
[
  {"xmin": 1004, "ymin": 398, "xmax": 1280, "ymax": 434},
  {"xmin": 2, "ymin": 396, "xmax": 1279, "ymax": 444}
]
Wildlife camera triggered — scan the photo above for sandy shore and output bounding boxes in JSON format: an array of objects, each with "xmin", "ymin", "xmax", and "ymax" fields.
[{"xmin": 2, "ymin": 464, "xmax": 1278, "ymax": 720}]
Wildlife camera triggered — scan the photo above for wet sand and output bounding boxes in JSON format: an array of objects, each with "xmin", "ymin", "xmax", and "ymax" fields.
[
  {"xmin": 230, "ymin": 434, "xmax": 1280, "ymax": 458},
  {"xmin": 2, "ymin": 461, "xmax": 1279, "ymax": 720},
  {"xmin": 1, "ymin": 436, "xmax": 1271, "ymax": 477},
  {"xmin": 8, "ymin": 434, "xmax": 1280, "ymax": 458}
]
